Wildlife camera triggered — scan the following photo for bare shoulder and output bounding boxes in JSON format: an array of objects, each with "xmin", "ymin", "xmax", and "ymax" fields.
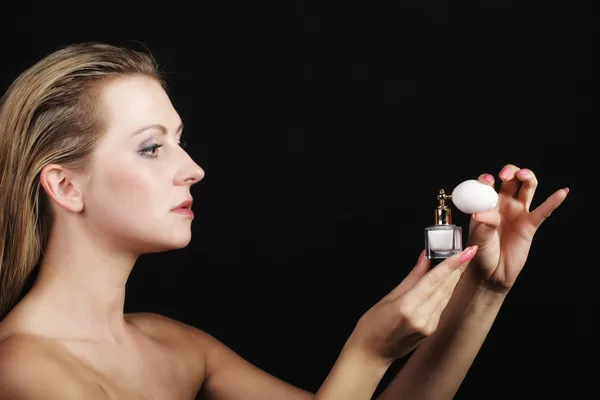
[
  {"xmin": 0, "ymin": 335, "xmax": 107, "ymax": 399},
  {"xmin": 125, "ymin": 312, "xmax": 209, "ymax": 379},
  {"xmin": 126, "ymin": 312, "xmax": 313, "ymax": 400},
  {"xmin": 125, "ymin": 311, "xmax": 248, "ymax": 365},
  {"xmin": 126, "ymin": 311, "xmax": 215, "ymax": 350},
  {"xmin": 124, "ymin": 312, "xmax": 227, "ymax": 368}
]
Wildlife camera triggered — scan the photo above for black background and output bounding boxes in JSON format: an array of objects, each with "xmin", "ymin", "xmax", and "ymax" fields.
[{"xmin": 1, "ymin": 1, "xmax": 582, "ymax": 398}]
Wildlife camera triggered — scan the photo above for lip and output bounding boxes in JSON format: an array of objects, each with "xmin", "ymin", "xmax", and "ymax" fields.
[
  {"xmin": 172, "ymin": 199, "xmax": 193, "ymax": 211},
  {"xmin": 171, "ymin": 199, "xmax": 194, "ymax": 217},
  {"xmin": 172, "ymin": 208, "xmax": 194, "ymax": 217}
]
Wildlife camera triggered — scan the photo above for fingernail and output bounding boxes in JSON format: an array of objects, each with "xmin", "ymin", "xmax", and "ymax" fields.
[
  {"xmin": 418, "ymin": 249, "xmax": 425, "ymax": 263},
  {"xmin": 518, "ymin": 169, "xmax": 530, "ymax": 176},
  {"xmin": 564, "ymin": 187, "xmax": 570, "ymax": 194},
  {"xmin": 483, "ymin": 174, "xmax": 494, "ymax": 183},
  {"xmin": 459, "ymin": 245, "xmax": 478, "ymax": 263},
  {"xmin": 499, "ymin": 168, "xmax": 510, "ymax": 179}
]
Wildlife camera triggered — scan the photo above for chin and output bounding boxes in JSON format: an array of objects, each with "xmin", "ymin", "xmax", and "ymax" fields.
[
  {"xmin": 172, "ymin": 237, "xmax": 192, "ymax": 249},
  {"xmin": 145, "ymin": 241, "xmax": 190, "ymax": 254},
  {"xmin": 141, "ymin": 233, "xmax": 192, "ymax": 253},
  {"xmin": 166, "ymin": 233, "xmax": 193, "ymax": 250}
]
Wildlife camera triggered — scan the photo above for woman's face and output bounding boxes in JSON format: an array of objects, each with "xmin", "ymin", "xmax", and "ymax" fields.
[{"xmin": 83, "ymin": 75, "xmax": 204, "ymax": 254}]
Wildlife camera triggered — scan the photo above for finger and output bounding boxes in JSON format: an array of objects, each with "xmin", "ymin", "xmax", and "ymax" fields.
[
  {"xmin": 472, "ymin": 208, "xmax": 501, "ymax": 229},
  {"xmin": 515, "ymin": 168, "xmax": 538, "ymax": 210},
  {"xmin": 419, "ymin": 262, "xmax": 462, "ymax": 317},
  {"xmin": 404, "ymin": 246, "xmax": 478, "ymax": 302},
  {"xmin": 385, "ymin": 250, "xmax": 431, "ymax": 302},
  {"xmin": 423, "ymin": 266, "xmax": 462, "ymax": 333},
  {"xmin": 530, "ymin": 188, "xmax": 569, "ymax": 229},
  {"xmin": 477, "ymin": 173, "xmax": 495, "ymax": 187},
  {"xmin": 498, "ymin": 164, "xmax": 522, "ymax": 198},
  {"xmin": 470, "ymin": 209, "xmax": 501, "ymax": 248}
]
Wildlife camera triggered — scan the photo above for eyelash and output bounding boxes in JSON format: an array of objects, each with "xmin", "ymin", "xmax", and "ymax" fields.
[{"xmin": 139, "ymin": 138, "xmax": 188, "ymax": 158}]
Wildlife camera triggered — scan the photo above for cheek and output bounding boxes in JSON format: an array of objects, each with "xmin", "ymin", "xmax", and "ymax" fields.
[{"xmin": 89, "ymin": 164, "xmax": 159, "ymax": 222}]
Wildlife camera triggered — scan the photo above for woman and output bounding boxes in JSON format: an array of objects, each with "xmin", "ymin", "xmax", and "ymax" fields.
[{"xmin": 0, "ymin": 42, "xmax": 568, "ymax": 399}]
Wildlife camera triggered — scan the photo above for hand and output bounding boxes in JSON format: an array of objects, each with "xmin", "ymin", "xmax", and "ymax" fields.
[
  {"xmin": 465, "ymin": 164, "xmax": 569, "ymax": 293},
  {"xmin": 347, "ymin": 246, "xmax": 479, "ymax": 366}
]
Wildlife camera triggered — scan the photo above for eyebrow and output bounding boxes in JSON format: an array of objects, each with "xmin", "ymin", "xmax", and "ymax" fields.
[{"xmin": 131, "ymin": 121, "xmax": 184, "ymax": 137}]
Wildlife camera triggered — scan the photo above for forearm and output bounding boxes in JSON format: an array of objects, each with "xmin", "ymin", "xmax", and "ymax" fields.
[
  {"xmin": 377, "ymin": 266, "xmax": 507, "ymax": 400},
  {"xmin": 314, "ymin": 340, "xmax": 391, "ymax": 400}
]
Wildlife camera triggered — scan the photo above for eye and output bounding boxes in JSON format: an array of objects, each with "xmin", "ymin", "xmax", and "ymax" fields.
[{"xmin": 139, "ymin": 144, "xmax": 163, "ymax": 158}]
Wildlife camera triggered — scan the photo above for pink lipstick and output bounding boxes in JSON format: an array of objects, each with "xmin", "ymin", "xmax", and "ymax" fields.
[{"xmin": 171, "ymin": 199, "xmax": 194, "ymax": 217}]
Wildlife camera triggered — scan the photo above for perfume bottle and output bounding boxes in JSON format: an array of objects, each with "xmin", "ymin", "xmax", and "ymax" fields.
[{"xmin": 424, "ymin": 189, "xmax": 462, "ymax": 259}]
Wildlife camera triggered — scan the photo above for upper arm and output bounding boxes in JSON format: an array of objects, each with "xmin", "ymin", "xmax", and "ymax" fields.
[
  {"xmin": 0, "ymin": 336, "xmax": 105, "ymax": 399},
  {"xmin": 197, "ymin": 330, "xmax": 314, "ymax": 400}
]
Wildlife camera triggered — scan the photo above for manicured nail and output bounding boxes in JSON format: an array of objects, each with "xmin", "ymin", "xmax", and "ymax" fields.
[
  {"xmin": 483, "ymin": 174, "xmax": 494, "ymax": 183},
  {"xmin": 499, "ymin": 168, "xmax": 511, "ymax": 179},
  {"xmin": 564, "ymin": 187, "xmax": 570, "ymax": 194},
  {"xmin": 518, "ymin": 169, "xmax": 530, "ymax": 176},
  {"xmin": 459, "ymin": 245, "xmax": 478, "ymax": 263},
  {"xmin": 418, "ymin": 249, "xmax": 425, "ymax": 263}
]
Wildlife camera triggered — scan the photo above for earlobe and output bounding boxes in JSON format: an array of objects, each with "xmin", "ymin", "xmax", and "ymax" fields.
[{"xmin": 39, "ymin": 164, "xmax": 84, "ymax": 213}]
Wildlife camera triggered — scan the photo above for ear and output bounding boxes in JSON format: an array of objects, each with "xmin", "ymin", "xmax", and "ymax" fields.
[{"xmin": 39, "ymin": 164, "xmax": 85, "ymax": 213}]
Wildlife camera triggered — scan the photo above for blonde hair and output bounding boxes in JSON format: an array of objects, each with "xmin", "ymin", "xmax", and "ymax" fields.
[{"xmin": 0, "ymin": 42, "xmax": 165, "ymax": 319}]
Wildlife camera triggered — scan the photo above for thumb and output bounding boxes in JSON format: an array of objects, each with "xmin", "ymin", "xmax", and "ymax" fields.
[
  {"xmin": 469, "ymin": 173, "xmax": 501, "ymax": 245},
  {"xmin": 471, "ymin": 209, "xmax": 501, "ymax": 244},
  {"xmin": 385, "ymin": 250, "xmax": 431, "ymax": 302}
]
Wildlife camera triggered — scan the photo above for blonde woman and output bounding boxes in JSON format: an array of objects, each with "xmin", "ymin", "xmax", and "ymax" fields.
[{"xmin": 0, "ymin": 42, "xmax": 568, "ymax": 399}]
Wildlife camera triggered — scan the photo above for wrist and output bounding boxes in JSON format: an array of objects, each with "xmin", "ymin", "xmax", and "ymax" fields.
[
  {"xmin": 341, "ymin": 338, "xmax": 393, "ymax": 372},
  {"xmin": 462, "ymin": 264, "xmax": 510, "ymax": 305}
]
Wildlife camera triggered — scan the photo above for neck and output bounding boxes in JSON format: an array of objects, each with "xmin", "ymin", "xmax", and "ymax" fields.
[{"xmin": 24, "ymin": 220, "xmax": 140, "ymax": 344}]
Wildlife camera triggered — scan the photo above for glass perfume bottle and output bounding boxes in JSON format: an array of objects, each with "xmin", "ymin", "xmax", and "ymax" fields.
[{"xmin": 424, "ymin": 189, "xmax": 462, "ymax": 259}]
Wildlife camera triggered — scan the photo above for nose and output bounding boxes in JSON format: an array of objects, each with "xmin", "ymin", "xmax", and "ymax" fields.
[{"xmin": 175, "ymin": 158, "xmax": 205, "ymax": 186}]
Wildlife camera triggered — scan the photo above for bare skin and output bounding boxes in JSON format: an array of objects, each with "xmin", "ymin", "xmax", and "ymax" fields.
[
  {"xmin": 0, "ymin": 74, "xmax": 315, "ymax": 399},
  {"xmin": 0, "ymin": 71, "xmax": 569, "ymax": 399},
  {"xmin": 0, "ymin": 310, "xmax": 317, "ymax": 399},
  {"xmin": 0, "ymin": 313, "xmax": 204, "ymax": 398}
]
